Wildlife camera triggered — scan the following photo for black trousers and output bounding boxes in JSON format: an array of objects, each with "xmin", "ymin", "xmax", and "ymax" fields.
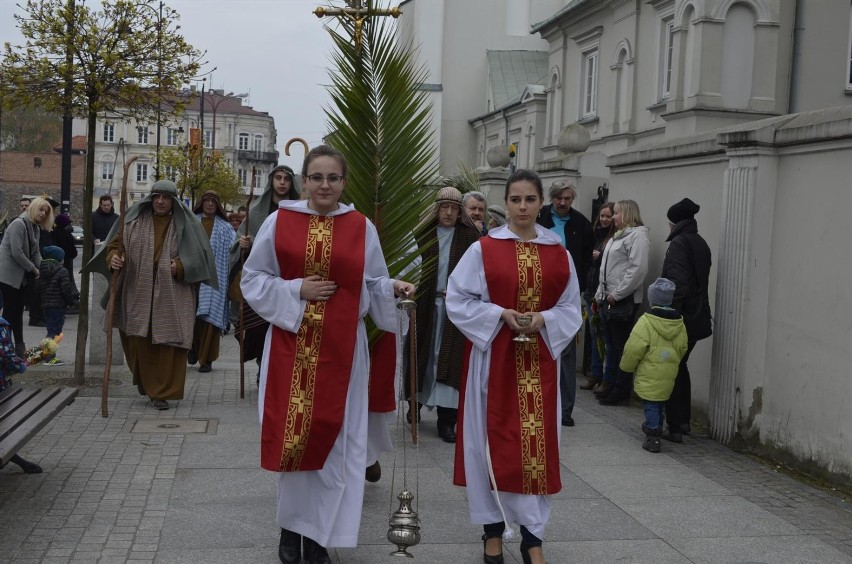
[
  {"xmin": 603, "ymin": 303, "xmax": 640, "ymax": 395},
  {"xmin": 0, "ymin": 282, "xmax": 26, "ymax": 348},
  {"xmin": 665, "ymin": 341, "xmax": 696, "ymax": 431}
]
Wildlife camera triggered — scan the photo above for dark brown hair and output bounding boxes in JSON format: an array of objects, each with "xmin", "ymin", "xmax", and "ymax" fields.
[
  {"xmin": 301, "ymin": 144, "xmax": 348, "ymax": 179},
  {"xmin": 503, "ymin": 169, "xmax": 543, "ymax": 201}
]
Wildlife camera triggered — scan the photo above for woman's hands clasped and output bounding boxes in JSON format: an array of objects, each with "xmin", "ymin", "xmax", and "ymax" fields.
[
  {"xmin": 300, "ymin": 275, "xmax": 338, "ymax": 301},
  {"xmin": 501, "ymin": 309, "xmax": 544, "ymax": 334}
]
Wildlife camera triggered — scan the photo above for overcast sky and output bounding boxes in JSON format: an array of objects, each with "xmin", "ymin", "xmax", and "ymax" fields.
[{"xmin": 0, "ymin": 0, "xmax": 337, "ymax": 171}]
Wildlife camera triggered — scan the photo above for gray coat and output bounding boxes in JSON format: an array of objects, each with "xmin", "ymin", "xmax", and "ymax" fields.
[
  {"xmin": 596, "ymin": 225, "xmax": 650, "ymax": 304},
  {"xmin": 0, "ymin": 213, "xmax": 41, "ymax": 289}
]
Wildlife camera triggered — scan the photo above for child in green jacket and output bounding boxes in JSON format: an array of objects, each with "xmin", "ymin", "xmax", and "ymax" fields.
[{"xmin": 620, "ymin": 278, "xmax": 688, "ymax": 453}]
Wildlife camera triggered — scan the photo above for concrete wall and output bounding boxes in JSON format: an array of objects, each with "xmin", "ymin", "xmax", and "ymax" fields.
[
  {"xmin": 793, "ymin": 0, "xmax": 852, "ymax": 113},
  {"xmin": 759, "ymin": 142, "xmax": 852, "ymax": 476}
]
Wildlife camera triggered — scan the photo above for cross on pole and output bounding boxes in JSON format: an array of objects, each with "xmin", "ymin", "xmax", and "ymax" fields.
[{"xmin": 314, "ymin": 0, "xmax": 401, "ymax": 55}]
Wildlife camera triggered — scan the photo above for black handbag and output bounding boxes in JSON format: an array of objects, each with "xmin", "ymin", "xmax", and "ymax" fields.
[{"xmin": 606, "ymin": 297, "xmax": 634, "ymax": 321}]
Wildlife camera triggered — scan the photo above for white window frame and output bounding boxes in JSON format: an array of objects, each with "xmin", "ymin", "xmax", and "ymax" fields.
[
  {"xmin": 103, "ymin": 123, "xmax": 114, "ymax": 142},
  {"xmin": 252, "ymin": 168, "xmax": 263, "ymax": 187},
  {"xmin": 661, "ymin": 18, "xmax": 675, "ymax": 99},
  {"xmin": 163, "ymin": 165, "xmax": 178, "ymax": 182},
  {"xmin": 238, "ymin": 132, "xmax": 249, "ymax": 151},
  {"xmin": 137, "ymin": 126, "xmax": 149, "ymax": 145},
  {"xmin": 582, "ymin": 49, "xmax": 599, "ymax": 118},
  {"xmin": 203, "ymin": 130, "xmax": 213, "ymax": 148},
  {"xmin": 238, "ymin": 168, "xmax": 248, "ymax": 186},
  {"xmin": 847, "ymin": 5, "xmax": 852, "ymax": 89},
  {"xmin": 136, "ymin": 163, "xmax": 148, "ymax": 182},
  {"xmin": 167, "ymin": 128, "xmax": 179, "ymax": 146},
  {"xmin": 253, "ymin": 134, "xmax": 264, "ymax": 153},
  {"xmin": 101, "ymin": 161, "xmax": 114, "ymax": 180}
]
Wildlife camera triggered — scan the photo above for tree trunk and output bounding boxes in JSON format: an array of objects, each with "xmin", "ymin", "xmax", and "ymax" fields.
[{"xmin": 73, "ymin": 110, "xmax": 97, "ymax": 384}]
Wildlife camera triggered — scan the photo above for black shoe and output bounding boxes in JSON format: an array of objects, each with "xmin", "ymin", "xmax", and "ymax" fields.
[
  {"xmin": 643, "ymin": 435, "xmax": 662, "ymax": 453},
  {"xmin": 187, "ymin": 348, "xmax": 198, "ymax": 365},
  {"xmin": 198, "ymin": 363, "xmax": 212, "ymax": 373},
  {"xmin": 10, "ymin": 454, "xmax": 43, "ymax": 474},
  {"xmin": 661, "ymin": 427, "xmax": 683, "ymax": 443},
  {"xmin": 561, "ymin": 416, "xmax": 575, "ymax": 427},
  {"xmin": 303, "ymin": 536, "xmax": 331, "ymax": 564},
  {"xmin": 599, "ymin": 391, "xmax": 630, "ymax": 405},
  {"xmin": 482, "ymin": 534, "xmax": 504, "ymax": 564},
  {"xmin": 405, "ymin": 402, "xmax": 422, "ymax": 424},
  {"xmin": 365, "ymin": 461, "xmax": 381, "ymax": 483},
  {"xmin": 278, "ymin": 528, "xmax": 301, "ymax": 564},
  {"xmin": 437, "ymin": 422, "xmax": 456, "ymax": 443},
  {"xmin": 136, "ymin": 383, "xmax": 146, "ymax": 396}
]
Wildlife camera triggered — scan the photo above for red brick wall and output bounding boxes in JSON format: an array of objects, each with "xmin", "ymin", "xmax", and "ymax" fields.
[{"xmin": 0, "ymin": 151, "xmax": 88, "ymax": 224}]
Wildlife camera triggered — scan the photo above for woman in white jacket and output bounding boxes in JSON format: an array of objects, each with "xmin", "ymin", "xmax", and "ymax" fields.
[{"xmin": 594, "ymin": 199, "xmax": 649, "ymax": 405}]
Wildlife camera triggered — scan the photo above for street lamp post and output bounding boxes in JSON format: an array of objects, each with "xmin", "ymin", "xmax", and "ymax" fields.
[
  {"xmin": 199, "ymin": 89, "xmax": 247, "ymax": 150},
  {"xmin": 136, "ymin": 1, "xmax": 164, "ymax": 180}
]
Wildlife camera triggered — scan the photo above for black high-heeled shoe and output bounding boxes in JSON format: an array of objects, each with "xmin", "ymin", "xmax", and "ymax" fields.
[{"xmin": 481, "ymin": 534, "xmax": 504, "ymax": 564}]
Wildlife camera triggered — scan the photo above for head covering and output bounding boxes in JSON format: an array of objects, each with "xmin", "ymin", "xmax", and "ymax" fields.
[
  {"xmin": 44, "ymin": 196, "xmax": 60, "ymax": 209},
  {"xmin": 54, "ymin": 213, "xmax": 72, "ymax": 228},
  {"xmin": 42, "ymin": 245, "xmax": 65, "ymax": 262},
  {"xmin": 667, "ymin": 198, "xmax": 700, "ymax": 224},
  {"xmin": 487, "ymin": 205, "xmax": 506, "ymax": 226},
  {"xmin": 268, "ymin": 165, "xmax": 301, "ymax": 201},
  {"xmin": 648, "ymin": 277, "xmax": 676, "ymax": 306},
  {"xmin": 151, "ymin": 179, "xmax": 178, "ymax": 196},
  {"xmin": 435, "ymin": 186, "xmax": 462, "ymax": 207},
  {"xmin": 193, "ymin": 190, "xmax": 227, "ymax": 220}
]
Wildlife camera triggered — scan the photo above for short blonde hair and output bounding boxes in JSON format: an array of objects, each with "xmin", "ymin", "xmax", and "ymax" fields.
[
  {"xmin": 26, "ymin": 197, "xmax": 55, "ymax": 229},
  {"xmin": 615, "ymin": 199, "xmax": 643, "ymax": 228}
]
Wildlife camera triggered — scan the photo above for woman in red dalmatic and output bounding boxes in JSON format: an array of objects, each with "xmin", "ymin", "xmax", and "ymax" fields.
[{"xmin": 446, "ymin": 170, "xmax": 582, "ymax": 564}]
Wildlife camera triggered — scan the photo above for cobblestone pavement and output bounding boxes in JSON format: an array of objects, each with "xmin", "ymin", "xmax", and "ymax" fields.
[{"xmin": 2, "ymin": 320, "xmax": 852, "ymax": 563}]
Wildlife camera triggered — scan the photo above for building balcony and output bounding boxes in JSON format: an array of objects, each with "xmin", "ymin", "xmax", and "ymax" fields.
[{"xmin": 237, "ymin": 150, "xmax": 279, "ymax": 164}]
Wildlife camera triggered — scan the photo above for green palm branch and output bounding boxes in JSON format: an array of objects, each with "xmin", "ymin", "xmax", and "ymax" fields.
[{"xmin": 323, "ymin": 1, "xmax": 438, "ymax": 293}]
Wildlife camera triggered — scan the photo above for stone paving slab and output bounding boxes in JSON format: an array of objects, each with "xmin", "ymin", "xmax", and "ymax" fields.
[{"xmin": 3, "ymin": 322, "xmax": 852, "ymax": 563}]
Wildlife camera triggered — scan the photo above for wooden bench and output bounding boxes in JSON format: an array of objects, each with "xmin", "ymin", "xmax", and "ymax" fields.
[{"xmin": 0, "ymin": 384, "xmax": 78, "ymax": 474}]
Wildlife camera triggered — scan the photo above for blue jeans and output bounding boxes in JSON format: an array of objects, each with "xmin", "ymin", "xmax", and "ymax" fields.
[
  {"xmin": 43, "ymin": 308, "xmax": 65, "ymax": 339},
  {"xmin": 598, "ymin": 304, "xmax": 625, "ymax": 384},
  {"xmin": 643, "ymin": 401, "xmax": 665, "ymax": 431},
  {"xmin": 583, "ymin": 299, "xmax": 603, "ymax": 379},
  {"xmin": 560, "ymin": 338, "xmax": 576, "ymax": 418}
]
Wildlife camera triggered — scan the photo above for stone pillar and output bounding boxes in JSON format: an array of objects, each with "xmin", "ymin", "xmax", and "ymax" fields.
[
  {"xmin": 476, "ymin": 168, "xmax": 509, "ymax": 204},
  {"xmin": 88, "ymin": 273, "xmax": 124, "ymax": 365},
  {"xmin": 709, "ymin": 132, "xmax": 778, "ymax": 443}
]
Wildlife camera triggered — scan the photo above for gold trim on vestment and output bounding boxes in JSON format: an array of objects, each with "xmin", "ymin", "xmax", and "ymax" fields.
[
  {"xmin": 280, "ymin": 215, "xmax": 334, "ymax": 470},
  {"xmin": 514, "ymin": 241, "xmax": 547, "ymax": 494}
]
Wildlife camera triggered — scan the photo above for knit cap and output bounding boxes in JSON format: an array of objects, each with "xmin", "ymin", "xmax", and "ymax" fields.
[
  {"xmin": 648, "ymin": 277, "xmax": 676, "ymax": 306},
  {"xmin": 42, "ymin": 245, "xmax": 65, "ymax": 263},
  {"xmin": 666, "ymin": 198, "xmax": 700, "ymax": 224},
  {"xmin": 54, "ymin": 214, "xmax": 72, "ymax": 228}
]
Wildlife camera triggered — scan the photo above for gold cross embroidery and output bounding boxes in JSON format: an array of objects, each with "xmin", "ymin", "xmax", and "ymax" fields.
[
  {"xmin": 304, "ymin": 304, "xmax": 324, "ymax": 324},
  {"xmin": 309, "ymin": 219, "xmax": 332, "ymax": 240},
  {"xmin": 517, "ymin": 245, "xmax": 536, "ymax": 268},
  {"xmin": 519, "ymin": 370, "xmax": 537, "ymax": 393},
  {"xmin": 521, "ymin": 414, "xmax": 543, "ymax": 436},
  {"xmin": 527, "ymin": 456, "xmax": 545, "ymax": 476}
]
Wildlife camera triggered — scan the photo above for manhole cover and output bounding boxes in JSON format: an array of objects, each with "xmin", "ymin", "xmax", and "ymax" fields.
[{"xmin": 131, "ymin": 418, "xmax": 216, "ymax": 434}]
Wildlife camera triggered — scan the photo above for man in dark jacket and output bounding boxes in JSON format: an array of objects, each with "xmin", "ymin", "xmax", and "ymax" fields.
[
  {"xmin": 660, "ymin": 198, "xmax": 712, "ymax": 442},
  {"xmin": 91, "ymin": 194, "xmax": 118, "ymax": 248},
  {"xmin": 537, "ymin": 179, "xmax": 594, "ymax": 427}
]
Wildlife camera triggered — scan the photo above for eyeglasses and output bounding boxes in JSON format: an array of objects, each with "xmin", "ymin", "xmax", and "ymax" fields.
[{"xmin": 305, "ymin": 174, "xmax": 344, "ymax": 186}]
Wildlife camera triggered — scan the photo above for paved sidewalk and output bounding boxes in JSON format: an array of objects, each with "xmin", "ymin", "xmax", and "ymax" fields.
[{"xmin": 2, "ymin": 320, "xmax": 852, "ymax": 563}]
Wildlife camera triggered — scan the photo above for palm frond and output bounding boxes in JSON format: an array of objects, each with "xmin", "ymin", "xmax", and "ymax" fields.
[{"xmin": 323, "ymin": 1, "xmax": 437, "ymax": 288}]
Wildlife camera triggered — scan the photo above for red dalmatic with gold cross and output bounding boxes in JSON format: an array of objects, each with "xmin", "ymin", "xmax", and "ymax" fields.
[
  {"xmin": 477, "ymin": 237, "xmax": 569, "ymax": 494},
  {"xmin": 260, "ymin": 209, "xmax": 365, "ymax": 472}
]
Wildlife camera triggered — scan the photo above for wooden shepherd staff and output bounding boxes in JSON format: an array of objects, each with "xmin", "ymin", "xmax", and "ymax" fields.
[
  {"xmin": 102, "ymin": 155, "xmax": 138, "ymax": 417},
  {"xmin": 238, "ymin": 166, "xmax": 256, "ymax": 399}
]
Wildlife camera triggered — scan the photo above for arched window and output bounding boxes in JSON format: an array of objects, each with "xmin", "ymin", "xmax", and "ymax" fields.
[
  {"xmin": 720, "ymin": 3, "xmax": 756, "ymax": 109},
  {"xmin": 546, "ymin": 70, "xmax": 561, "ymax": 144}
]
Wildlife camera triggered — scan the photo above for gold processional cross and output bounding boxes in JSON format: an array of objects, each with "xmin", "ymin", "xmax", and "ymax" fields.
[{"xmin": 314, "ymin": 0, "xmax": 402, "ymax": 55}]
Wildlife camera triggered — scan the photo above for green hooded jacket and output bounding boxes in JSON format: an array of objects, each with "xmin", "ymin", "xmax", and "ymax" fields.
[{"xmin": 619, "ymin": 308, "xmax": 688, "ymax": 401}]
